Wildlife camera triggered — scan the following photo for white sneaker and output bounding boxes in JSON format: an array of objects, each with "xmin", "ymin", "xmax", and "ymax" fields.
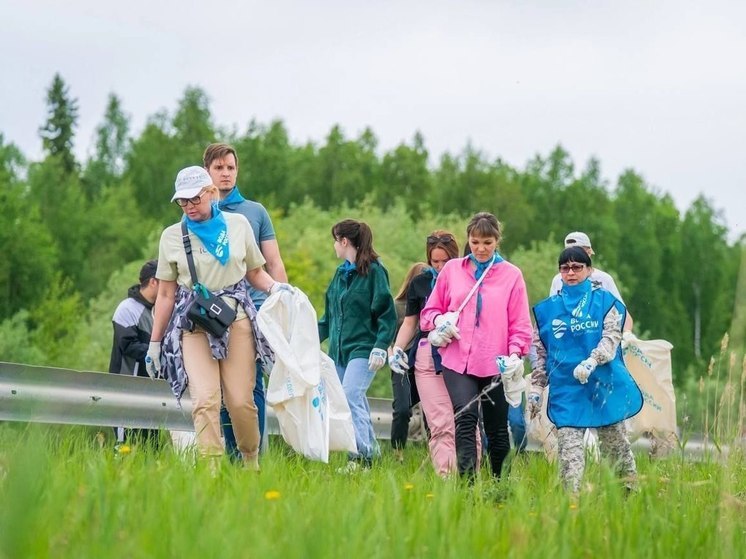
[
  {"xmin": 336, "ymin": 460, "xmax": 361, "ymax": 474},
  {"xmin": 336, "ymin": 460, "xmax": 371, "ymax": 474}
]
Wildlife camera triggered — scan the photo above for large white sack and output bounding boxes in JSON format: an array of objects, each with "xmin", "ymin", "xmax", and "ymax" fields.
[
  {"xmin": 258, "ymin": 289, "xmax": 356, "ymax": 462},
  {"xmin": 622, "ymin": 333, "xmax": 678, "ymax": 439}
]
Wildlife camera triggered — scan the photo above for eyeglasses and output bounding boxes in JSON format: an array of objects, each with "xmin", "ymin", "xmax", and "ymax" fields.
[
  {"xmin": 427, "ymin": 234, "xmax": 454, "ymax": 245},
  {"xmin": 559, "ymin": 264, "xmax": 586, "ymax": 274},
  {"xmin": 175, "ymin": 194, "xmax": 203, "ymax": 207}
]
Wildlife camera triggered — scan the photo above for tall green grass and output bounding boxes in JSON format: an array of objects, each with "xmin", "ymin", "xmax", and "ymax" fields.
[{"xmin": 1, "ymin": 422, "xmax": 743, "ymax": 559}]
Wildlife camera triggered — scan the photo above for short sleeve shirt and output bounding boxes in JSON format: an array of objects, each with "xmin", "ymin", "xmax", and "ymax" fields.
[
  {"xmin": 156, "ymin": 212, "xmax": 266, "ymax": 291},
  {"xmin": 405, "ymin": 271, "xmax": 436, "ymax": 317}
]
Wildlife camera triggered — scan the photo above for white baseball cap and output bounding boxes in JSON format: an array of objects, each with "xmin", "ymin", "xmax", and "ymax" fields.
[
  {"xmin": 172, "ymin": 166, "xmax": 212, "ymax": 202},
  {"xmin": 564, "ymin": 231, "xmax": 594, "ymax": 255}
]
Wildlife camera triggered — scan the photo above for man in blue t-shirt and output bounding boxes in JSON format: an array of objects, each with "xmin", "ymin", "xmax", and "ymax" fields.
[{"xmin": 204, "ymin": 142, "xmax": 289, "ymax": 458}]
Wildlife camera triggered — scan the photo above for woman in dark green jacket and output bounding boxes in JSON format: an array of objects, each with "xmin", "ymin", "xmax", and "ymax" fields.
[{"xmin": 318, "ymin": 219, "xmax": 397, "ymax": 472}]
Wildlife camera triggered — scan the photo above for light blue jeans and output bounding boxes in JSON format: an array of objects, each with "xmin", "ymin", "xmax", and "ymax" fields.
[{"xmin": 336, "ymin": 358, "xmax": 379, "ymax": 461}]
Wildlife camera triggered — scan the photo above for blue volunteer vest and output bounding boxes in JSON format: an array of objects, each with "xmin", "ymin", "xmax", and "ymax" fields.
[{"xmin": 533, "ymin": 279, "xmax": 642, "ymax": 429}]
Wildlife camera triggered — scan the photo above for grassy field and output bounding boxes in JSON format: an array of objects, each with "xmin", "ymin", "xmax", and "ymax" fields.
[{"xmin": 0, "ymin": 423, "xmax": 744, "ymax": 559}]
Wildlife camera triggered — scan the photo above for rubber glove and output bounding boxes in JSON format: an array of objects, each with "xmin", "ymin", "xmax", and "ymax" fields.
[
  {"xmin": 145, "ymin": 341, "xmax": 162, "ymax": 380},
  {"xmin": 527, "ymin": 390, "xmax": 542, "ymax": 419},
  {"xmin": 388, "ymin": 347, "xmax": 409, "ymax": 375},
  {"xmin": 573, "ymin": 357, "xmax": 598, "ymax": 384},
  {"xmin": 368, "ymin": 348, "xmax": 387, "ymax": 372}
]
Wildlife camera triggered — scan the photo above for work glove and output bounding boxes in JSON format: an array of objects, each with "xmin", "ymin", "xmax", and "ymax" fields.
[
  {"xmin": 427, "ymin": 328, "xmax": 452, "ymax": 348},
  {"xmin": 434, "ymin": 312, "xmax": 460, "ymax": 339},
  {"xmin": 145, "ymin": 341, "xmax": 162, "ymax": 380},
  {"xmin": 527, "ymin": 390, "xmax": 542, "ymax": 419},
  {"xmin": 495, "ymin": 354, "xmax": 523, "ymax": 379},
  {"xmin": 269, "ymin": 282, "xmax": 295, "ymax": 295},
  {"xmin": 388, "ymin": 346, "xmax": 409, "ymax": 375},
  {"xmin": 621, "ymin": 330, "xmax": 634, "ymax": 351},
  {"xmin": 368, "ymin": 348, "xmax": 387, "ymax": 372},
  {"xmin": 573, "ymin": 357, "xmax": 598, "ymax": 385},
  {"xmin": 428, "ymin": 312, "xmax": 460, "ymax": 347}
]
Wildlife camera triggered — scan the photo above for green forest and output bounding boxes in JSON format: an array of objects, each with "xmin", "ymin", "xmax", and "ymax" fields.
[{"xmin": 1, "ymin": 74, "xmax": 743, "ymax": 408}]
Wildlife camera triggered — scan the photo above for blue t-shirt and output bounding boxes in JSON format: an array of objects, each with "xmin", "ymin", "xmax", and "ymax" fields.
[{"xmin": 219, "ymin": 190, "xmax": 276, "ymax": 307}]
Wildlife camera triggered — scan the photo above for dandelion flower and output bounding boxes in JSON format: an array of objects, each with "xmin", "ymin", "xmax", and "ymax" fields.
[
  {"xmin": 569, "ymin": 503, "xmax": 578, "ymax": 510},
  {"xmin": 404, "ymin": 483, "xmax": 414, "ymax": 491},
  {"xmin": 117, "ymin": 445, "xmax": 131, "ymax": 455},
  {"xmin": 425, "ymin": 493, "xmax": 434, "ymax": 499},
  {"xmin": 264, "ymin": 490, "xmax": 281, "ymax": 501}
]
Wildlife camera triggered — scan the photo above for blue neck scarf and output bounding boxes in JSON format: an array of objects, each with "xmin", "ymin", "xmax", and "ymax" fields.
[
  {"xmin": 339, "ymin": 260, "xmax": 357, "ymax": 279},
  {"xmin": 468, "ymin": 252, "xmax": 503, "ymax": 326},
  {"xmin": 184, "ymin": 204, "xmax": 230, "ymax": 266},
  {"xmin": 560, "ymin": 278, "xmax": 593, "ymax": 318},
  {"xmin": 218, "ymin": 186, "xmax": 245, "ymax": 208},
  {"xmin": 426, "ymin": 267, "xmax": 438, "ymax": 290}
]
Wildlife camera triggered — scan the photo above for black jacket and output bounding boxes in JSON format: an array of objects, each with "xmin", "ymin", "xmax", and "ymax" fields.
[{"xmin": 108, "ymin": 285, "xmax": 154, "ymax": 377}]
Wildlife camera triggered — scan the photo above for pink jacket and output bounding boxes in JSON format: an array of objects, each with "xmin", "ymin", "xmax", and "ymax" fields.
[{"xmin": 420, "ymin": 256, "xmax": 532, "ymax": 377}]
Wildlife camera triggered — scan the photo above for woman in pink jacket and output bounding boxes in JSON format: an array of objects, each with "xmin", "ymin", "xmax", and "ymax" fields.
[{"xmin": 420, "ymin": 212, "xmax": 532, "ymax": 480}]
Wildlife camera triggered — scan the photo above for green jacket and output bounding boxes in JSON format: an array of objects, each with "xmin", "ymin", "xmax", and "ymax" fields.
[{"xmin": 318, "ymin": 260, "xmax": 397, "ymax": 367}]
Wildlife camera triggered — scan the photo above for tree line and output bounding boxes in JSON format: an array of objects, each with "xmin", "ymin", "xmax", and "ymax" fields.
[{"xmin": 0, "ymin": 73, "xmax": 741, "ymax": 395}]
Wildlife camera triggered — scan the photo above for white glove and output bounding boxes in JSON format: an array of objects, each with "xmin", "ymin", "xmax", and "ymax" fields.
[
  {"xmin": 434, "ymin": 311, "xmax": 459, "ymax": 328},
  {"xmin": 621, "ymin": 330, "xmax": 634, "ymax": 351},
  {"xmin": 145, "ymin": 341, "xmax": 162, "ymax": 380},
  {"xmin": 496, "ymin": 354, "xmax": 523, "ymax": 379},
  {"xmin": 573, "ymin": 357, "xmax": 598, "ymax": 384},
  {"xmin": 427, "ymin": 328, "xmax": 451, "ymax": 348},
  {"xmin": 388, "ymin": 347, "xmax": 409, "ymax": 375},
  {"xmin": 368, "ymin": 348, "xmax": 387, "ymax": 372},
  {"xmin": 527, "ymin": 390, "xmax": 542, "ymax": 419},
  {"xmin": 430, "ymin": 312, "xmax": 460, "ymax": 345},
  {"xmin": 269, "ymin": 282, "xmax": 294, "ymax": 295}
]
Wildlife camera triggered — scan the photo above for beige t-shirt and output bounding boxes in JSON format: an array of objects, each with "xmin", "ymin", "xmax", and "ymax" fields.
[{"xmin": 156, "ymin": 212, "xmax": 266, "ymax": 292}]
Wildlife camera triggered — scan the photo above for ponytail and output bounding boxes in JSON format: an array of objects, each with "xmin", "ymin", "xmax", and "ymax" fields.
[{"xmin": 331, "ymin": 219, "xmax": 380, "ymax": 276}]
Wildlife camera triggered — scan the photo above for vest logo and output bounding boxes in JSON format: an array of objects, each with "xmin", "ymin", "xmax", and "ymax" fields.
[
  {"xmin": 552, "ymin": 319, "xmax": 567, "ymax": 339},
  {"xmin": 571, "ymin": 292, "xmax": 588, "ymax": 318}
]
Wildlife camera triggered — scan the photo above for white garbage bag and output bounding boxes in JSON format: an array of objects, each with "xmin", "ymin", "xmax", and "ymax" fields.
[
  {"xmin": 623, "ymin": 333, "xmax": 678, "ymax": 446},
  {"xmin": 258, "ymin": 289, "xmax": 356, "ymax": 462}
]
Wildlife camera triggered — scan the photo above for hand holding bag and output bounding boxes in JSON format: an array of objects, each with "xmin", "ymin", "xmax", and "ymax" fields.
[{"xmin": 181, "ymin": 221, "xmax": 236, "ymax": 337}]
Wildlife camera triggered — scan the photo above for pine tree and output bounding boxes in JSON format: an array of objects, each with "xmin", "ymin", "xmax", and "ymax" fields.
[{"xmin": 38, "ymin": 73, "xmax": 79, "ymax": 173}]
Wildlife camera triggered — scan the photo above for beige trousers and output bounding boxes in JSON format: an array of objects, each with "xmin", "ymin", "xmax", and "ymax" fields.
[{"xmin": 182, "ymin": 318, "xmax": 259, "ymax": 460}]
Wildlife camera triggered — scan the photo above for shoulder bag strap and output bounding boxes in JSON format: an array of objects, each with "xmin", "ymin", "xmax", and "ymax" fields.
[
  {"xmin": 455, "ymin": 253, "xmax": 496, "ymax": 317},
  {"xmin": 180, "ymin": 220, "xmax": 200, "ymax": 287}
]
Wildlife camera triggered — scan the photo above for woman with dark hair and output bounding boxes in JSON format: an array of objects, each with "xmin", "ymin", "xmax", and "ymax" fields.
[
  {"xmin": 421, "ymin": 213, "xmax": 533, "ymax": 480},
  {"xmin": 528, "ymin": 246, "xmax": 642, "ymax": 493},
  {"xmin": 318, "ymin": 219, "xmax": 397, "ymax": 472},
  {"xmin": 389, "ymin": 261, "xmax": 429, "ymax": 462},
  {"xmin": 389, "ymin": 231, "xmax": 464, "ymax": 476}
]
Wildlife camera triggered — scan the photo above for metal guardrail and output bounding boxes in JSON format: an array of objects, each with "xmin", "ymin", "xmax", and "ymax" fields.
[
  {"xmin": 1, "ymin": 361, "xmax": 739, "ymax": 459},
  {"xmin": 0, "ymin": 361, "xmax": 397, "ymax": 438}
]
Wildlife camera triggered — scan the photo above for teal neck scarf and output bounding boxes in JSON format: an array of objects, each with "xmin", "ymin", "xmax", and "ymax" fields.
[
  {"xmin": 468, "ymin": 252, "xmax": 503, "ymax": 326},
  {"xmin": 184, "ymin": 204, "xmax": 230, "ymax": 266},
  {"xmin": 426, "ymin": 267, "xmax": 438, "ymax": 290},
  {"xmin": 218, "ymin": 186, "xmax": 245, "ymax": 208}
]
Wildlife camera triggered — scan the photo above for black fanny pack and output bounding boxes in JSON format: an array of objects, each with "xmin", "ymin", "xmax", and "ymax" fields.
[
  {"xmin": 186, "ymin": 284, "xmax": 237, "ymax": 338},
  {"xmin": 182, "ymin": 222, "xmax": 237, "ymax": 338}
]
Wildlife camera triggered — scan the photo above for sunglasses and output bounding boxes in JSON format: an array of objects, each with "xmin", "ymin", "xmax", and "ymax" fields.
[
  {"xmin": 427, "ymin": 234, "xmax": 454, "ymax": 245},
  {"xmin": 175, "ymin": 194, "xmax": 203, "ymax": 207},
  {"xmin": 559, "ymin": 264, "xmax": 586, "ymax": 274}
]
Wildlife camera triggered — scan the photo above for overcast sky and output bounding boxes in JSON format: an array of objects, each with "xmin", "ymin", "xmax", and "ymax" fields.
[{"xmin": 2, "ymin": 0, "xmax": 744, "ymax": 240}]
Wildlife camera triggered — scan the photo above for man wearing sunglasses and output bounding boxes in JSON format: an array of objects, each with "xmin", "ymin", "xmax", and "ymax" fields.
[
  {"xmin": 203, "ymin": 143, "xmax": 289, "ymax": 459},
  {"xmin": 549, "ymin": 231, "xmax": 633, "ymax": 332}
]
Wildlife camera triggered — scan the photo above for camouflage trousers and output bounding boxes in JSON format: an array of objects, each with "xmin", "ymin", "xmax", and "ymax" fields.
[{"xmin": 557, "ymin": 422, "xmax": 637, "ymax": 492}]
